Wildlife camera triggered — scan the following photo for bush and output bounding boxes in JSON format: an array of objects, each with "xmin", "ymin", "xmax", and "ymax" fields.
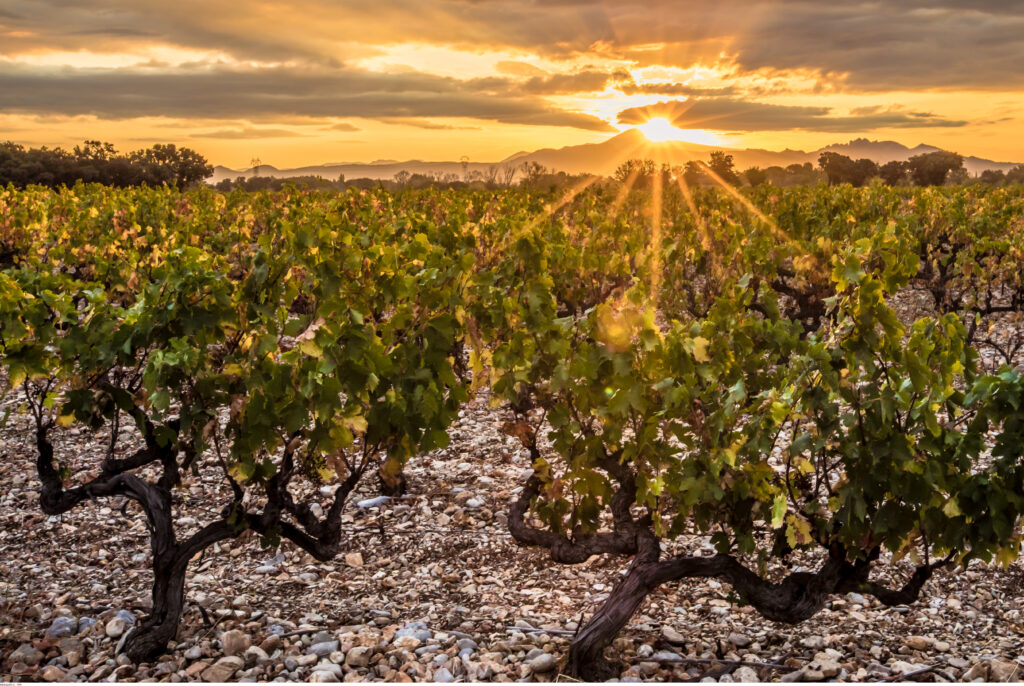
[
  {"xmin": 0, "ymin": 186, "xmax": 472, "ymax": 660},
  {"xmin": 484, "ymin": 227, "xmax": 1024, "ymax": 678}
]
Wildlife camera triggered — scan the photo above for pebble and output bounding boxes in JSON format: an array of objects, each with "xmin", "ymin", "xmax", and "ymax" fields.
[
  {"xmin": 651, "ymin": 650, "xmax": 681, "ymax": 661},
  {"xmin": 395, "ymin": 622, "xmax": 432, "ymax": 642},
  {"xmin": 433, "ymin": 666, "xmax": 455, "ymax": 682},
  {"xmin": 805, "ymin": 652, "xmax": 841, "ymax": 679},
  {"xmin": 41, "ymin": 665, "xmax": 67, "ymax": 682},
  {"xmin": 9, "ymin": 643, "xmax": 44, "ymax": 666},
  {"xmin": 733, "ymin": 666, "xmax": 758, "ymax": 682},
  {"xmin": 46, "ymin": 616, "xmax": 77, "ymax": 638},
  {"xmin": 526, "ymin": 652, "xmax": 558, "ymax": 673},
  {"xmin": 637, "ymin": 661, "xmax": 660, "ymax": 677},
  {"xmin": 989, "ymin": 660, "xmax": 1022, "ymax": 682},
  {"xmin": 105, "ymin": 617, "xmax": 127, "ymax": 638},
  {"xmin": 345, "ymin": 646, "xmax": 372, "ymax": 668},
  {"xmin": 727, "ymin": 632, "xmax": 752, "ymax": 648},
  {"xmin": 662, "ymin": 625, "xmax": 686, "ymax": 643},
  {"xmin": 201, "ymin": 656, "xmax": 244, "ymax": 682},
  {"xmin": 392, "ymin": 636, "xmax": 421, "ymax": 650},
  {"xmin": 309, "ymin": 670, "xmax": 341, "ymax": 682},
  {"xmin": 905, "ymin": 635, "xmax": 933, "ymax": 651},
  {"xmin": 222, "ymin": 629, "xmax": 251, "ymax": 656},
  {"xmin": 308, "ymin": 640, "xmax": 340, "ymax": 657},
  {"xmin": 357, "ymin": 496, "xmax": 392, "ymax": 509},
  {"xmin": 246, "ymin": 645, "xmax": 270, "ymax": 663},
  {"xmin": 948, "ymin": 657, "xmax": 969, "ymax": 670}
]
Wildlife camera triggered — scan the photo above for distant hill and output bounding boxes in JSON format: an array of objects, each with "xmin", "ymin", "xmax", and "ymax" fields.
[
  {"xmin": 210, "ymin": 160, "xmax": 506, "ymax": 185},
  {"xmin": 209, "ymin": 132, "xmax": 1021, "ymax": 183}
]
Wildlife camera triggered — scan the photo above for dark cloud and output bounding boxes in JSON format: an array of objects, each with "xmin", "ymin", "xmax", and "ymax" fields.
[
  {"xmin": 519, "ymin": 70, "xmax": 628, "ymax": 94},
  {"xmin": 66, "ymin": 27, "xmax": 156, "ymax": 37},
  {"xmin": 726, "ymin": 3, "xmax": 1024, "ymax": 90},
  {"xmin": 617, "ymin": 98, "xmax": 968, "ymax": 132},
  {"xmin": 0, "ymin": 0, "xmax": 1020, "ymax": 125},
  {"xmin": 0, "ymin": 63, "xmax": 615, "ymax": 131}
]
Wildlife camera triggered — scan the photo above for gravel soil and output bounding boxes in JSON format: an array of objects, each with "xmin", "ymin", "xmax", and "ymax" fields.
[{"xmin": 2, "ymin": 287, "xmax": 1024, "ymax": 683}]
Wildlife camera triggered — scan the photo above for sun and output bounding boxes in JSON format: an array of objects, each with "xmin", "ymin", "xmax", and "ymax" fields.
[{"xmin": 634, "ymin": 117, "xmax": 721, "ymax": 146}]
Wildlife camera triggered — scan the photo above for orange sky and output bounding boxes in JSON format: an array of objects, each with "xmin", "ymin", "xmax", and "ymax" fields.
[{"xmin": 2, "ymin": 1, "xmax": 1023, "ymax": 168}]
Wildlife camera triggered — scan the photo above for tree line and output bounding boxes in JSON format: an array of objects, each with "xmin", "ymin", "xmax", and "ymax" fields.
[
  {"xmin": 215, "ymin": 161, "xmax": 557, "ymax": 193},
  {"xmin": 0, "ymin": 141, "xmax": 212, "ymax": 189},
  {"xmin": 615, "ymin": 150, "xmax": 1024, "ymax": 190},
  {"xmin": 5, "ymin": 138, "xmax": 1024, "ymax": 192}
]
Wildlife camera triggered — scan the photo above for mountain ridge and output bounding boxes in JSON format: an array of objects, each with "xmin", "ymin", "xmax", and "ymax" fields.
[{"xmin": 209, "ymin": 133, "xmax": 1021, "ymax": 183}]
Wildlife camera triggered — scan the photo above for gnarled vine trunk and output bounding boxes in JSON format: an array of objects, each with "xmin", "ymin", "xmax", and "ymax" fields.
[
  {"xmin": 562, "ymin": 545, "xmax": 948, "ymax": 679},
  {"xmin": 122, "ymin": 556, "xmax": 190, "ymax": 662},
  {"xmin": 566, "ymin": 560, "xmax": 660, "ymax": 680}
]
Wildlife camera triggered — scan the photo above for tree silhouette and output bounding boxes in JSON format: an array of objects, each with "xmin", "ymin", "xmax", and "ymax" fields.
[{"xmin": 907, "ymin": 151, "xmax": 964, "ymax": 186}]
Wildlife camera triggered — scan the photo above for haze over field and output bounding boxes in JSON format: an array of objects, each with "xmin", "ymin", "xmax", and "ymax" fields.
[
  {"xmin": 3, "ymin": 2, "xmax": 1024, "ymax": 169},
  {"xmin": 208, "ymin": 132, "xmax": 1022, "ymax": 183}
]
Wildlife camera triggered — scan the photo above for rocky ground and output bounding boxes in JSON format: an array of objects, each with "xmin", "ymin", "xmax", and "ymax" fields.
[{"xmin": 2, "ymin": 359, "xmax": 1024, "ymax": 682}]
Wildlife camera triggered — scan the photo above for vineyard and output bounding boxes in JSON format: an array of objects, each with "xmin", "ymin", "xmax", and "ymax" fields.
[{"xmin": 2, "ymin": 181, "xmax": 1024, "ymax": 682}]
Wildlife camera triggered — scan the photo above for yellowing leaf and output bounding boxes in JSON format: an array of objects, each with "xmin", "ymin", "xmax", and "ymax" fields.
[
  {"xmin": 299, "ymin": 338, "xmax": 323, "ymax": 358},
  {"xmin": 222, "ymin": 363, "xmax": 244, "ymax": 377},
  {"xmin": 795, "ymin": 457, "xmax": 815, "ymax": 475},
  {"xmin": 315, "ymin": 463, "xmax": 335, "ymax": 483},
  {"xmin": 785, "ymin": 513, "xmax": 813, "ymax": 547},
  {"xmin": 469, "ymin": 348, "xmax": 492, "ymax": 391},
  {"xmin": 771, "ymin": 493, "xmax": 787, "ymax": 528},
  {"xmin": 942, "ymin": 497, "xmax": 962, "ymax": 518},
  {"xmin": 691, "ymin": 336, "xmax": 711, "ymax": 363},
  {"xmin": 996, "ymin": 543, "xmax": 1019, "ymax": 569},
  {"xmin": 343, "ymin": 414, "xmax": 368, "ymax": 435},
  {"xmin": 9, "ymin": 367, "xmax": 26, "ymax": 388}
]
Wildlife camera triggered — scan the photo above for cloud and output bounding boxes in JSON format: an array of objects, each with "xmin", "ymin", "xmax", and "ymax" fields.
[
  {"xmin": 495, "ymin": 61, "xmax": 548, "ymax": 77},
  {"xmin": 190, "ymin": 127, "xmax": 309, "ymax": 139},
  {"xmin": 617, "ymin": 82, "xmax": 739, "ymax": 97},
  {"xmin": 378, "ymin": 118, "xmax": 481, "ymax": 130},
  {"xmin": 725, "ymin": 3, "xmax": 1024, "ymax": 91},
  {"xmin": 325, "ymin": 122, "xmax": 361, "ymax": 132},
  {"xmin": 617, "ymin": 98, "xmax": 968, "ymax": 132},
  {"xmin": 519, "ymin": 70, "xmax": 628, "ymax": 94},
  {"xmin": 67, "ymin": 27, "xmax": 156, "ymax": 37},
  {"xmin": 0, "ymin": 0, "xmax": 1020, "ymax": 136},
  {"xmin": 0, "ymin": 63, "xmax": 615, "ymax": 131}
]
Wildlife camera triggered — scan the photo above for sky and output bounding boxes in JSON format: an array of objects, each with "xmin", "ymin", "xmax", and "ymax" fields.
[{"xmin": 2, "ymin": 1, "xmax": 1023, "ymax": 168}]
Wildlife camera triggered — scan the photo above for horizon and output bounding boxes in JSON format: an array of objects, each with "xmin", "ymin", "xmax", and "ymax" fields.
[
  {"xmin": 3, "ymin": 2, "xmax": 1023, "ymax": 168},
  {"xmin": 208, "ymin": 132, "xmax": 1017, "ymax": 172}
]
